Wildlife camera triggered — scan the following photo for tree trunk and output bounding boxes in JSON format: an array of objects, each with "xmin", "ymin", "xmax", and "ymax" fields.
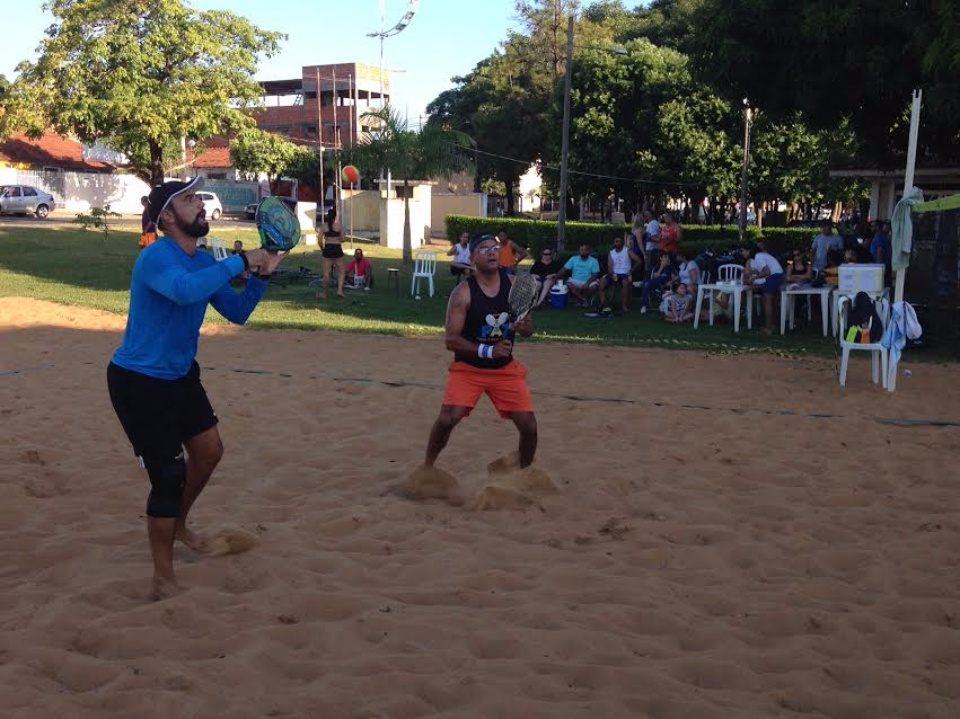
[
  {"xmin": 505, "ymin": 181, "xmax": 516, "ymax": 216},
  {"xmin": 402, "ymin": 179, "xmax": 412, "ymax": 265},
  {"xmin": 149, "ymin": 142, "xmax": 164, "ymax": 186}
]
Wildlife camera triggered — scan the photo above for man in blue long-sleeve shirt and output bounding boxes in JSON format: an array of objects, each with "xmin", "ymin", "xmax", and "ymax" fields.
[{"xmin": 107, "ymin": 177, "xmax": 285, "ymax": 600}]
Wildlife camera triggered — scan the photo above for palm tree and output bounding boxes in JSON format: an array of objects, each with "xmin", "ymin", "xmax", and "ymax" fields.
[{"xmin": 350, "ymin": 106, "xmax": 474, "ymax": 264}]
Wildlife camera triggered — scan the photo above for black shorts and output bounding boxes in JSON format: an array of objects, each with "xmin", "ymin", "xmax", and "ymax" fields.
[
  {"xmin": 107, "ymin": 361, "xmax": 218, "ymax": 459},
  {"xmin": 322, "ymin": 244, "xmax": 345, "ymax": 259}
]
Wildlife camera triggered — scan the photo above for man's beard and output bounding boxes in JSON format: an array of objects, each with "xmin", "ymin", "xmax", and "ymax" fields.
[{"xmin": 182, "ymin": 212, "xmax": 209, "ymax": 238}]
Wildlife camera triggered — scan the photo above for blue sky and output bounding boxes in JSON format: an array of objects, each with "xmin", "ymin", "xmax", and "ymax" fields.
[{"xmin": 0, "ymin": 0, "xmax": 522, "ymax": 121}]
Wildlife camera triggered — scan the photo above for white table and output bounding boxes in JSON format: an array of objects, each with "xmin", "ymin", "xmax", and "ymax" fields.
[
  {"xmin": 694, "ymin": 281, "xmax": 752, "ymax": 333},
  {"xmin": 779, "ymin": 285, "xmax": 833, "ymax": 336}
]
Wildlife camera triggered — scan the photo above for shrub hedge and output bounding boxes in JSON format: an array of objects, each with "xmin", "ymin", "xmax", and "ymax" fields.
[{"xmin": 443, "ymin": 214, "xmax": 821, "ymax": 262}]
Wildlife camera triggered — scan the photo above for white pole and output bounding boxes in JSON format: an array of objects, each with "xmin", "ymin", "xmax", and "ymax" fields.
[
  {"xmin": 895, "ymin": 89, "xmax": 922, "ymax": 306},
  {"xmin": 888, "ymin": 89, "xmax": 922, "ymax": 393}
]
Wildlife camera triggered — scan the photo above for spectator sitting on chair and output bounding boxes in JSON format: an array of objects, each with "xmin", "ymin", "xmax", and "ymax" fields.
[
  {"xmin": 698, "ymin": 289, "xmax": 731, "ymax": 324},
  {"xmin": 740, "ymin": 242, "xmax": 784, "ymax": 336},
  {"xmin": 448, "ymin": 231, "xmax": 473, "ymax": 281},
  {"xmin": 344, "ymin": 249, "xmax": 374, "ymax": 290},
  {"xmin": 599, "ymin": 235, "xmax": 643, "ymax": 313},
  {"xmin": 676, "ymin": 248, "xmax": 700, "ymax": 297},
  {"xmin": 530, "ymin": 247, "xmax": 562, "ymax": 307},
  {"xmin": 231, "ymin": 240, "xmax": 244, "ymax": 255},
  {"xmin": 497, "ymin": 231, "xmax": 527, "ymax": 275},
  {"xmin": 786, "ymin": 249, "xmax": 812, "ymax": 283},
  {"xmin": 556, "ymin": 243, "xmax": 601, "ymax": 307},
  {"xmin": 639, "ymin": 254, "xmax": 676, "ymax": 314}
]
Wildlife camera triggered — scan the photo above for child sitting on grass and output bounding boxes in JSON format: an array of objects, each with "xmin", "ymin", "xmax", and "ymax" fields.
[{"xmin": 663, "ymin": 282, "xmax": 694, "ymax": 322}]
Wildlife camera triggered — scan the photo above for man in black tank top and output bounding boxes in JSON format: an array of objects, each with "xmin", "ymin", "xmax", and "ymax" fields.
[{"xmin": 423, "ymin": 233, "xmax": 538, "ymax": 470}]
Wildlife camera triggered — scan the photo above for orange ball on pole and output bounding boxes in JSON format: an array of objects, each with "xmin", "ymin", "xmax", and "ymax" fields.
[{"xmin": 342, "ymin": 165, "xmax": 360, "ymax": 185}]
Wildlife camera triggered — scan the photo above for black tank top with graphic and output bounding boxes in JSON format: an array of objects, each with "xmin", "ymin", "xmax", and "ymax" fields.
[{"xmin": 455, "ymin": 275, "xmax": 514, "ymax": 369}]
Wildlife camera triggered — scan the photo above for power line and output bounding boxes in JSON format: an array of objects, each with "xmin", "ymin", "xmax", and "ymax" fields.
[{"xmin": 453, "ymin": 142, "xmax": 688, "ymax": 188}]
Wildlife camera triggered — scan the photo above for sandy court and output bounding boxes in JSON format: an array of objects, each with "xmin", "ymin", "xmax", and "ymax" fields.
[{"xmin": 2, "ymin": 296, "xmax": 959, "ymax": 719}]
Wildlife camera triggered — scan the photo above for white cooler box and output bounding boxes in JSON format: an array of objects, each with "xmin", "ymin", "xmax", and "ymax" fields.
[{"xmin": 838, "ymin": 264, "xmax": 884, "ymax": 294}]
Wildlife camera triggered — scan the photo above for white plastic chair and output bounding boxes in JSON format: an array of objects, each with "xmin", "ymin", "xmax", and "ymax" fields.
[
  {"xmin": 716, "ymin": 263, "xmax": 743, "ymax": 285},
  {"xmin": 208, "ymin": 237, "xmax": 231, "ymax": 262},
  {"xmin": 410, "ymin": 249, "xmax": 439, "ymax": 297},
  {"xmin": 695, "ymin": 264, "xmax": 748, "ymax": 330},
  {"xmin": 838, "ymin": 295, "xmax": 890, "ymax": 388}
]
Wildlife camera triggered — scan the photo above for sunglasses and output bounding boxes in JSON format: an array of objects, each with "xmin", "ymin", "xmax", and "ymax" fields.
[{"xmin": 475, "ymin": 244, "xmax": 499, "ymax": 255}]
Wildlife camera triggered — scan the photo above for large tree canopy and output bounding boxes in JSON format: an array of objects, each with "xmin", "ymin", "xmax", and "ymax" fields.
[
  {"xmin": 0, "ymin": 0, "xmax": 283, "ymax": 184},
  {"xmin": 229, "ymin": 127, "xmax": 299, "ymax": 193},
  {"xmin": 690, "ymin": 0, "xmax": 960, "ymax": 166}
]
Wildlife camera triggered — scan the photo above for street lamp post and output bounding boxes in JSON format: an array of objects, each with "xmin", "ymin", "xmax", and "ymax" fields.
[
  {"xmin": 738, "ymin": 98, "xmax": 753, "ymax": 242},
  {"xmin": 556, "ymin": 14, "xmax": 575, "ymax": 252},
  {"xmin": 367, "ymin": 1, "xmax": 419, "ymax": 201}
]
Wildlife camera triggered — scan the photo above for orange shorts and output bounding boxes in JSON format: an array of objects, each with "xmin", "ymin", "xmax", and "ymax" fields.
[{"xmin": 441, "ymin": 360, "xmax": 534, "ymax": 418}]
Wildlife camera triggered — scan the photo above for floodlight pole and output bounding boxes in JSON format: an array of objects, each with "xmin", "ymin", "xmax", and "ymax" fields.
[
  {"xmin": 557, "ymin": 14, "xmax": 574, "ymax": 252},
  {"xmin": 738, "ymin": 99, "xmax": 752, "ymax": 242}
]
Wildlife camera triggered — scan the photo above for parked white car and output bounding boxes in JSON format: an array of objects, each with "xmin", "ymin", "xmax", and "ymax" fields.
[
  {"xmin": 196, "ymin": 190, "xmax": 223, "ymax": 220},
  {"xmin": 0, "ymin": 185, "xmax": 57, "ymax": 218}
]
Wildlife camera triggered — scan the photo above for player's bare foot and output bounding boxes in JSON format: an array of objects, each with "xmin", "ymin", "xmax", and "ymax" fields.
[
  {"xmin": 317, "ymin": 291, "xmax": 327, "ymax": 300},
  {"xmin": 150, "ymin": 573, "xmax": 182, "ymax": 601},
  {"xmin": 176, "ymin": 524, "xmax": 209, "ymax": 553}
]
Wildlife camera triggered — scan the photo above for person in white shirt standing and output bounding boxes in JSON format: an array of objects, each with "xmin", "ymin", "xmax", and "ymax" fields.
[
  {"xmin": 642, "ymin": 210, "xmax": 661, "ymax": 272},
  {"xmin": 599, "ymin": 235, "xmax": 643, "ymax": 312},
  {"xmin": 810, "ymin": 220, "xmax": 843, "ymax": 273},
  {"xmin": 740, "ymin": 241, "xmax": 785, "ymax": 336}
]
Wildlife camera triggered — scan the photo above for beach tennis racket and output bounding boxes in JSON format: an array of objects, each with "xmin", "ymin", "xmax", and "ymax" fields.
[
  {"xmin": 508, "ymin": 271, "xmax": 539, "ymax": 323},
  {"xmin": 255, "ymin": 196, "xmax": 301, "ymax": 252}
]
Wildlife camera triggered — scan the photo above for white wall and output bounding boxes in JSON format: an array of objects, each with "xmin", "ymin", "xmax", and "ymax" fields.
[
  {"xmin": 60, "ymin": 172, "xmax": 152, "ymax": 213},
  {"xmin": 379, "ymin": 182, "xmax": 433, "ymax": 250}
]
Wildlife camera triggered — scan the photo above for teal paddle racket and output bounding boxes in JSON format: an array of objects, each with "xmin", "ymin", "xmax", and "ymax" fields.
[{"xmin": 255, "ymin": 196, "xmax": 301, "ymax": 252}]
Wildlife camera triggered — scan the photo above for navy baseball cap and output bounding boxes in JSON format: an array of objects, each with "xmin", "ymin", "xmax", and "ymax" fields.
[{"xmin": 148, "ymin": 177, "xmax": 205, "ymax": 224}]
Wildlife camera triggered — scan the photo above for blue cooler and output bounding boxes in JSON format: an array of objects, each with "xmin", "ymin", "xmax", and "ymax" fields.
[{"xmin": 549, "ymin": 283, "xmax": 568, "ymax": 309}]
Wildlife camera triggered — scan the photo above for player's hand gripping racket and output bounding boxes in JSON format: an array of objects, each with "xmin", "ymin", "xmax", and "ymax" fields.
[
  {"xmin": 508, "ymin": 271, "xmax": 539, "ymax": 325},
  {"xmin": 255, "ymin": 196, "xmax": 301, "ymax": 252}
]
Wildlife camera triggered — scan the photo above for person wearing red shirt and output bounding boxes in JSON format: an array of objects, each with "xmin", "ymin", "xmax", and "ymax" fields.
[{"xmin": 345, "ymin": 248, "xmax": 373, "ymax": 289}]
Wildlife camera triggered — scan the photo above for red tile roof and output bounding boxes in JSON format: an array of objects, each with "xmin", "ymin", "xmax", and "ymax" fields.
[
  {"xmin": 0, "ymin": 131, "xmax": 112, "ymax": 171},
  {"xmin": 191, "ymin": 143, "xmax": 232, "ymax": 169}
]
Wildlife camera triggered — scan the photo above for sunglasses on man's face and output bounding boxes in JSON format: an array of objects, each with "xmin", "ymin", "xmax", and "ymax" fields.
[{"xmin": 475, "ymin": 244, "xmax": 500, "ymax": 255}]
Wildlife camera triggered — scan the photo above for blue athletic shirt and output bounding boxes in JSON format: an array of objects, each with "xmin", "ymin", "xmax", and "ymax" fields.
[{"xmin": 111, "ymin": 237, "xmax": 268, "ymax": 380}]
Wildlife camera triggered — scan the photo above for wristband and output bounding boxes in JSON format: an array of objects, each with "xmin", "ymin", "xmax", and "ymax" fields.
[
  {"xmin": 239, "ymin": 251, "xmax": 250, "ymax": 272},
  {"xmin": 477, "ymin": 343, "xmax": 492, "ymax": 359}
]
